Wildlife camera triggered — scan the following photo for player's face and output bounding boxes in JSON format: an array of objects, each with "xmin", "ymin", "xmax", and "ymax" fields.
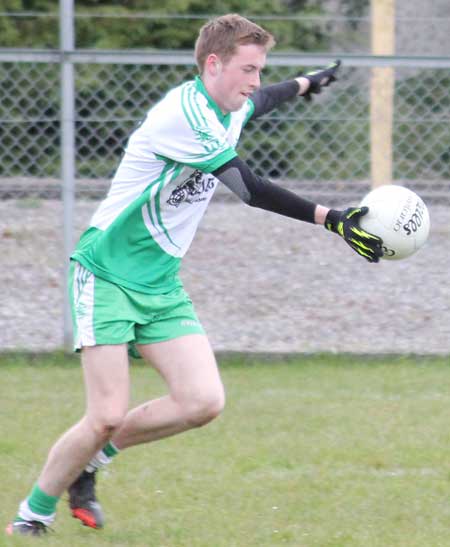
[{"xmin": 209, "ymin": 44, "xmax": 266, "ymax": 113}]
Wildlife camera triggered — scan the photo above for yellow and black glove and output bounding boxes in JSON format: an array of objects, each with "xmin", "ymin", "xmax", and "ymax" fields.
[{"xmin": 325, "ymin": 207, "xmax": 384, "ymax": 263}]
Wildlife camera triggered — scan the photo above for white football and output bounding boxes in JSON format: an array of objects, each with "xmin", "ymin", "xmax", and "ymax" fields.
[{"xmin": 359, "ymin": 185, "xmax": 430, "ymax": 260}]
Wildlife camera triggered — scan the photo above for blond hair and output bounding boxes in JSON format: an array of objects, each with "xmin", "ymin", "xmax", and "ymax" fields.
[{"xmin": 195, "ymin": 14, "xmax": 276, "ymax": 74}]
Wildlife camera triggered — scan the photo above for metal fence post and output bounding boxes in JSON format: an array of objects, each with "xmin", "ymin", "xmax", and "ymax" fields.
[{"xmin": 60, "ymin": 0, "xmax": 75, "ymax": 352}]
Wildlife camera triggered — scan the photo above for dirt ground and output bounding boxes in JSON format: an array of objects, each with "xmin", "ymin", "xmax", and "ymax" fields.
[{"xmin": 1, "ymin": 197, "xmax": 449, "ymax": 355}]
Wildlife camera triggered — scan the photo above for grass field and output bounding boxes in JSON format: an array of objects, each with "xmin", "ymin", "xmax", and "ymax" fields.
[{"xmin": 2, "ymin": 352, "xmax": 450, "ymax": 547}]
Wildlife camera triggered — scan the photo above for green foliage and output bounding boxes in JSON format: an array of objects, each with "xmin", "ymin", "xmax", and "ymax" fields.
[
  {"xmin": 1, "ymin": 0, "xmax": 333, "ymax": 50},
  {"xmin": 0, "ymin": 0, "xmax": 58, "ymax": 47}
]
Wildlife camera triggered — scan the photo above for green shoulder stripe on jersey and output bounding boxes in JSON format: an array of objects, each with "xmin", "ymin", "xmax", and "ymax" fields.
[
  {"xmin": 181, "ymin": 84, "xmax": 215, "ymax": 155},
  {"xmin": 181, "ymin": 83, "xmax": 201, "ymax": 128},
  {"xmin": 187, "ymin": 81, "xmax": 209, "ymax": 128},
  {"xmin": 187, "ymin": 85, "xmax": 217, "ymax": 154}
]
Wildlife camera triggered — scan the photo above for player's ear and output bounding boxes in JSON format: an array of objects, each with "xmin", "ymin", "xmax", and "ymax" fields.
[{"xmin": 206, "ymin": 54, "xmax": 222, "ymax": 76}]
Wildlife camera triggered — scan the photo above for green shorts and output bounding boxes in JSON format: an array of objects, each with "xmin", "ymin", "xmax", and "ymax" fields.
[{"xmin": 70, "ymin": 261, "xmax": 204, "ymax": 354}]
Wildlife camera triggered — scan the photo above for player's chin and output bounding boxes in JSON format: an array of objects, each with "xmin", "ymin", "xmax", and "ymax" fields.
[{"xmin": 228, "ymin": 95, "xmax": 248, "ymax": 111}]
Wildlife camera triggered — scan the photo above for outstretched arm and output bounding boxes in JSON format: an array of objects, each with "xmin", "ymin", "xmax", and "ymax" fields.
[
  {"xmin": 212, "ymin": 156, "xmax": 318, "ymax": 223},
  {"xmin": 249, "ymin": 80, "xmax": 301, "ymax": 120},
  {"xmin": 212, "ymin": 156, "xmax": 383, "ymax": 262},
  {"xmin": 248, "ymin": 60, "xmax": 341, "ymax": 120}
]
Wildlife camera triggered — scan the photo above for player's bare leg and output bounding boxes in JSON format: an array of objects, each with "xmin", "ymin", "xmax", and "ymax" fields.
[
  {"xmin": 112, "ymin": 334, "xmax": 225, "ymax": 449},
  {"xmin": 40, "ymin": 345, "xmax": 129, "ymax": 495},
  {"xmin": 68, "ymin": 334, "xmax": 224, "ymax": 531},
  {"xmin": 64, "ymin": 344, "xmax": 130, "ymax": 529},
  {"xmin": 7, "ymin": 345, "xmax": 129, "ymax": 535}
]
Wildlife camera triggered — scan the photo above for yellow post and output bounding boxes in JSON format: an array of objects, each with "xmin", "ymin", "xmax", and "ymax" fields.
[{"xmin": 370, "ymin": 0, "xmax": 395, "ymax": 188}]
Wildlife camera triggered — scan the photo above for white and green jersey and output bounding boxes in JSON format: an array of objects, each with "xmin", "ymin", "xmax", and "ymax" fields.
[{"xmin": 72, "ymin": 76, "xmax": 255, "ymax": 293}]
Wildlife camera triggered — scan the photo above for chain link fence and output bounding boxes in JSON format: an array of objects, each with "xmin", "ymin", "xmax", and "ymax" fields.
[
  {"xmin": 0, "ymin": 54, "xmax": 449, "ymax": 203},
  {"xmin": 1, "ymin": 6, "xmax": 449, "ymax": 353}
]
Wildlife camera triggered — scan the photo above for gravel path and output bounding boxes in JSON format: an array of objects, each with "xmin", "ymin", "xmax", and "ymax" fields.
[{"xmin": 1, "ymin": 197, "xmax": 449, "ymax": 355}]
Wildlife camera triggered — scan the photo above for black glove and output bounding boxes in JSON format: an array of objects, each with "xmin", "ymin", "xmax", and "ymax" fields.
[
  {"xmin": 302, "ymin": 60, "xmax": 341, "ymax": 101},
  {"xmin": 325, "ymin": 206, "xmax": 384, "ymax": 263}
]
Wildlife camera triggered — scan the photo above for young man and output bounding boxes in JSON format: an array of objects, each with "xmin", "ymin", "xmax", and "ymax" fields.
[{"xmin": 7, "ymin": 13, "xmax": 382, "ymax": 536}]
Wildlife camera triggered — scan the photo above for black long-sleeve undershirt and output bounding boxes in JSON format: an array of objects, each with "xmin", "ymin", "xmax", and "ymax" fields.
[
  {"xmin": 249, "ymin": 80, "xmax": 300, "ymax": 120},
  {"xmin": 212, "ymin": 156, "xmax": 317, "ymax": 224}
]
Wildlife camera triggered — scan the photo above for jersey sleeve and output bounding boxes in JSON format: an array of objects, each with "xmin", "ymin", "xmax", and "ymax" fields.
[{"xmin": 144, "ymin": 85, "xmax": 238, "ymax": 173}]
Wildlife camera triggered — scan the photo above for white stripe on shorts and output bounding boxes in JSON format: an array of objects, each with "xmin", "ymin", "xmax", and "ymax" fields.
[{"xmin": 73, "ymin": 262, "xmax": 96, "ymax": 348}]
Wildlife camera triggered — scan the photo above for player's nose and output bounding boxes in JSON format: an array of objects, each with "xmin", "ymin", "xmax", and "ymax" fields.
[{"xmin": 251, "ymin": 71, "xmax": 261, "ymax": 89}]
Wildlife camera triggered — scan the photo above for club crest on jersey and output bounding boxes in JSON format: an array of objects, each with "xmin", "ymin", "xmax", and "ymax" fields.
[{"xmin": 167, "ymin": 169, "xmax": 216, "ymax": 207}]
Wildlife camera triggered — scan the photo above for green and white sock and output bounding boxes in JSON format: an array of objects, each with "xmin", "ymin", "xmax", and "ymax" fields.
[
  {"xmin": 17, "ymin": 483, "xmax": 59, "ymax": 526},
  {"xmin": 86, "ymin": 441, "xmax": 120, "ymax": 473}
]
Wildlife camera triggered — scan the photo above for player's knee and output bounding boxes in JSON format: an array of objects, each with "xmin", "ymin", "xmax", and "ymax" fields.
[
  {"xmin": 89, "ymin": 410, "xmax": 126, "ymax": 440},
  {"xmin": 184, "ymin": 387, "xmax": 225, "ymax": 428}
]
